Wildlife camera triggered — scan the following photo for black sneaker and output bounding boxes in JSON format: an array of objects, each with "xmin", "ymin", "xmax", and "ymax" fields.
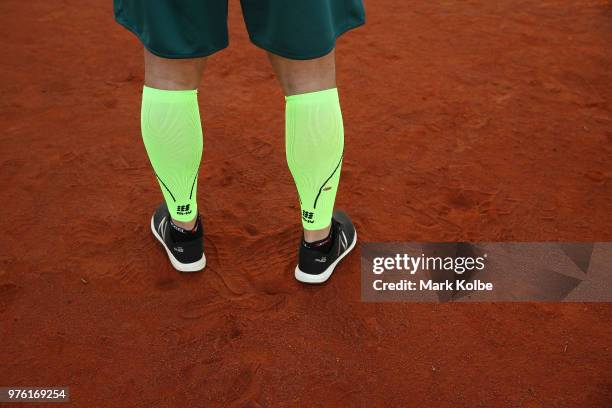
[
  {"xmin": 294, "ymin": 210, "xmax": 357, "ymax": 284},
  {"xmin": 150, "ymin": 203, "xmax": 206, "ymax": 272}
]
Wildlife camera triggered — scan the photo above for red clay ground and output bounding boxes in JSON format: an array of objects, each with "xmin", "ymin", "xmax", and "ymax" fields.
[{"xmin": 1, "ymin": 0, "xmax": 611, "ymax": 406}]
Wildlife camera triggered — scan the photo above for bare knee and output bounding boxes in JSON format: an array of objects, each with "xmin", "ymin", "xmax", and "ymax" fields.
[
  {"xmin": 268, "ymin": 49, "xmax": 336, "ymax": 96},
  {"xmin": 144, "ymin": 48, "xmax": 206, "ymax": 90}
]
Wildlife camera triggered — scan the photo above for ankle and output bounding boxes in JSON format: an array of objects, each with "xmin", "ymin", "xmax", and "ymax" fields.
[
  {"xmin": 172, "ymin": 217, "xmax": 197, "ymax": 231},
  {"xmin": 169, "ymin": 216, "xmax": 202, "ymax": 243},
  {"xmin": 304, "ymin": 223, "xmax": 332, "ymax": 243}
]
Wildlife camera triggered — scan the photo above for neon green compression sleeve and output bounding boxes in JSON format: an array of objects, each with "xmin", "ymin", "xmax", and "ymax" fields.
[
  {"xmin": 141, "ymin": 86, "xmax": 203, "ymax": 222},
  {"xmin": 285, "ymin": 88, "xmax": 344, "ymax": 230}
]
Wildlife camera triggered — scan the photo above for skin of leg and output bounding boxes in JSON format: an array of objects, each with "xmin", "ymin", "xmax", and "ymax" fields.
[
  {"xmin": 267, "ymin": 49, "xmax": 337, "ymax": 242},
  {"xmin": 144, "ymin": 48, "xmax": 206, "ymax": 229}
]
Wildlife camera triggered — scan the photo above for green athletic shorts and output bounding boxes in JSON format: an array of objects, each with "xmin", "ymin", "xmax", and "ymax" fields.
[{"xmin": 114, "ymin": 0, "xmax": 365, "ymax": 60}]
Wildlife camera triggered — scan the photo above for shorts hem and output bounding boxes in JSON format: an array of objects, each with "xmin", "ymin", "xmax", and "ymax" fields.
[
  {"xmin": 115, "ymin": 16, "xmax": 228, "ymax": 59},
  {"xmin": 248, "ymin": 20, "xmax": 365, "ymax": 60}
]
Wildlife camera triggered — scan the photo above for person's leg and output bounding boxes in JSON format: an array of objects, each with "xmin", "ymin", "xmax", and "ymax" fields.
[
  {"xmin": 267, "ymin": 50, "xmax": 342, "ymax": 243},
  {"xmin": 268, "ymin": 49, "xmax": 336, "ymax": 97},
  {"xmin": 145, "ymin": 48, "xmax": 206, "ymax": 90},
  {"xmin": 269, "ymin": 49, "xmax": 356, "ymax": 283},
  {"xmin": 114, "ymin": 0, "xmax": 227, "ymax": 272},
  {"xmin": 142, "ymin": 48, "xmax": 205, "ymax": 230}
]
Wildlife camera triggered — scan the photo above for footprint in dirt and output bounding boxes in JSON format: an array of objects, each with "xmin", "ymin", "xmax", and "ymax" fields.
[
  {"xmin": 244, "ymin": 224, "xmax": 259, "ymax": 237},
  {"xmin": 0, "ymin": 283, "xmax": 21, "ymax": 313},
  {"xmin": 239, "ymin": 225, "xmax": 300, "ymax": 296},
  {"xmin": 182, "ymin": 359, "xmax": 262, "ymax": 406},
  {"xmin": 155, "ymin": 277, "xmax": 179, "ymax": 291}
]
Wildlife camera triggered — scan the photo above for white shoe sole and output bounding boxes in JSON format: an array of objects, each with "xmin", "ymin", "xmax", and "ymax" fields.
[
  {"xmin": 294, "ymin": 230, "xmax": 357, "ymax": 284},
  {"xmin": 150, "ymin": 216, "xmax": 206, "ymax": 273}
]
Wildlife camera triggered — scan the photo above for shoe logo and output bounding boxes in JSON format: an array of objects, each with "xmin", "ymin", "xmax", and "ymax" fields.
[
  {"xmin": 177, "ymin": 204, "xmax": 192, "ymax": 216},
  {"xmin": 302, "ymin": 210, "xmax": 314, "ymax": 224},
  {"xmin": 338, "ymin": 230, "xmax": 348, "ymax": 256},
  {"xmin": 315, "ymin": 256, "xmax": 327, "ymax": 263},
  {"xmin": 173, "ymin": 246, "xmax": 184, "ymax": 253},
  {"xmin": 159, "ymin": 217, "xmax": 167, "ymax": 241}
]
